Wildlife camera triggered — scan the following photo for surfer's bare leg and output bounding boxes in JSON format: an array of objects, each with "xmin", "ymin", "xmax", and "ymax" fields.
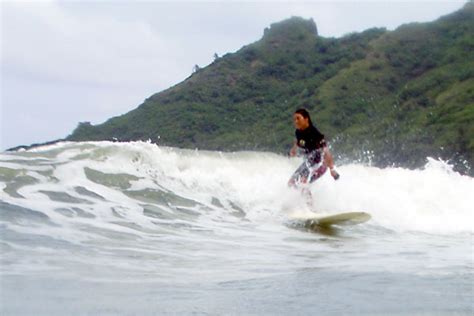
[
  {"xmin": 288, "ymin": 175, "xmax": 314, "ymax": 208},
  {"xmin": 301, "ymin": 186, "xmax": 313, "ymax": 208},
  {"xmin": 288, "ymin": 175, "xmax": 310, "ymax": 203}
]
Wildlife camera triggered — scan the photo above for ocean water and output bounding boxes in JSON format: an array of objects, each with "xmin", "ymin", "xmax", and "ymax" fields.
[{"xmin": 0, "ymin": 141, "xmax": 472, "ymax": 315}]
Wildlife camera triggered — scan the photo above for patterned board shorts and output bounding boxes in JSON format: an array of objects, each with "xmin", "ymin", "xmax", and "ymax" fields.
[{"xmin": 288, "ymin": 150, "xmax": 327, "ymax": 186}]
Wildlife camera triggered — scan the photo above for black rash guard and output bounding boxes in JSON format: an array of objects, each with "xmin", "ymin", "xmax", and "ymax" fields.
[
  {"xmin": 295, "ymin": 125, "xmax": 326, "ymax": 153},
  {"xmin": 295, "ymin": 125, "xmax": 326, "ymax": 164}
]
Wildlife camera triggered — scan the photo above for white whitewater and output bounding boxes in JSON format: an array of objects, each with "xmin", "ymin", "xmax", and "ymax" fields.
[{"xmin": 1, "ymin": 141, "xmax": 472, "ymax": 315}]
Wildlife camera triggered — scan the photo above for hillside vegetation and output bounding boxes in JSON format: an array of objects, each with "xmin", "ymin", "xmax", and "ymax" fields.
[{"xmin": 68, "ymin": 2, "xmax": 474, "ymax": 175}]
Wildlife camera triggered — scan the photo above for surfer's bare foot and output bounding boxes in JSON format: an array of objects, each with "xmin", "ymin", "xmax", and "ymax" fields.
[{"xmin": 330, "ymin": 169, "xmax": 339, "ymax": 180}]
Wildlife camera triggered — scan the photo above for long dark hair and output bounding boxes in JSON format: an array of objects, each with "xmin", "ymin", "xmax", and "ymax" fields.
[{"xmin": 294, "ymin": 108, "xmax": 314, "ymax": 127}]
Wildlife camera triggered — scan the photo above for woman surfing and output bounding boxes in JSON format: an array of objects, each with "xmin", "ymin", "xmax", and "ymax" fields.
[{"xmin": 288, "ymin": 108, "xmax": 339, "ymax": 205}]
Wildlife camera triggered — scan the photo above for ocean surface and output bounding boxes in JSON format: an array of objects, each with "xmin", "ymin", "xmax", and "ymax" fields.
[{"xmin": 0, "ymin": 141, "xmax": 472, "ymax": 315}]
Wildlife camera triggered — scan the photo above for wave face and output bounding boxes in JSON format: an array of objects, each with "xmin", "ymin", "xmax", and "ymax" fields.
[{"xmin": 1, "ymin": 141, "xmax": 473, "ymax": 314}]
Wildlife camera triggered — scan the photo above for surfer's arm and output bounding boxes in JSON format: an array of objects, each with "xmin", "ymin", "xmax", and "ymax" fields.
[
  {"xmin": 289, "ymin": 140, "xmax": 298, "ymax": 157},
  {"xmin": 323, "ymin": 146, "xmax": 340, "ymax": 180}
]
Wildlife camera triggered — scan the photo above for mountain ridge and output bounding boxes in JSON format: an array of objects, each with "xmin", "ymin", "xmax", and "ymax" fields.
[{"xmin": 59, "ymin": 2, "xmax": 473, "ymax": 175}]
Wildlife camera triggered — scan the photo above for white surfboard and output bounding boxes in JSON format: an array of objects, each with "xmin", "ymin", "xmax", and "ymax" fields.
[{"xmin": 304, "ymin": 211, "xmax": 371, "ymax": 227}]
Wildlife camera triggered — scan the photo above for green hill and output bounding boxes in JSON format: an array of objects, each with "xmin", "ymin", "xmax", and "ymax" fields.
[{"xmin": 68, "ymin": 2, "xmax": 474, "ymax": 175}]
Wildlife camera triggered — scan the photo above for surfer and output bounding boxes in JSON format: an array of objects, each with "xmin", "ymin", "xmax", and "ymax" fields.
[{"xmin": 288, "ymin": 108, "xmax": 339, "ymax": 203}]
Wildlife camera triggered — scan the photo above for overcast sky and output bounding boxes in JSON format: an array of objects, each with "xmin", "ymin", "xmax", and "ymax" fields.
[{"xmin": 0, "ymin": 0, "xmax": 467, "ymax": 150}]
